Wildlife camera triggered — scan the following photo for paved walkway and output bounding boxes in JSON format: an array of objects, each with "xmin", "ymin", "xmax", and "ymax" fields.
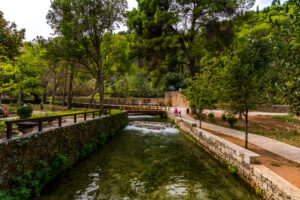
[
  {"xmin": 203, "ymin": 109, "xmax": 288, "ymax": 116},
  {"xmin": 180, "ymin": 113, "xmax": 300, "ymax": 164},
  {"xmin": 171, "ymin": 107, "xmax": 289, "ymax": 116},
  {"xmin": 0, "ymin": 115, "xmax": 104, "ymax": 143}
]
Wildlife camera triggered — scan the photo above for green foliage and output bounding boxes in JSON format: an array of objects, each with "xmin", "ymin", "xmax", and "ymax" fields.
[
  {"xmin": 80, "ymin": 143, "xmax": 96, "ymax": 159},
  {"xmin": 160, "ymin": 72, "xmax": 186, "ymax": 91},
  {"xmin": 268, "ymin": 1, "xmax": 300, "ymax": 116},
  {"xmin": 127, "ymin": 0, "xmax": 251, "ymax": 77},
  {"xmin": 227, "ymin": 117, "xmax": 238, "ymax": 127},
  {"xmin": 0, "ymin": 120, "xmax": 6, "ymax": 132},
  {"xmin": 5, "ymin": 105, "xmax": 16, "ymax": 114},
  {"xmin": 255, "ymin": 188, "xmax": 263, "ymax": 196},
  {"xmin": 196, "ymin": 112, "xmax": 206, "ymax": 120},
  {"xmin": 0, "ymin": 11, "xmax": 25, "ymax": 61},
  {"xmin": 47, "ymin": 0, "xmax": 128, "ymax": 107},
  {"xmin": 227, "ymin": 165, "xmax": 238, "ymax": 174},
  {"xmin": 3, "ymin": 152, "xmax": 68, "ymax": 200},
  {"xmin": 222, "ymin": 114, "xmax": 227, "ymax": 121},
  {"xmin": 208, "ymin": 113, "xmax": 215, "ymax": 122},
  {"xmin": 16, "ymin": 105, "xmax": 33, "ymax": 119},
  {"xmin": 169, "ymin": 119, "xmax": 175, "ymax": 124},
  {"xmin": 0, "ymin": 190, "xmax": 15, "ymax": 200},
  {"xmin": 272, "ymin": 115, "xmax": 300, "ymax": 123}
]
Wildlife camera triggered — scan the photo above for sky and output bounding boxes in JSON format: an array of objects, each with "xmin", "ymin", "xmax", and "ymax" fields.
[{"xmin": 0, "ymin": 0, "xmax": 277, "ymax": 41}]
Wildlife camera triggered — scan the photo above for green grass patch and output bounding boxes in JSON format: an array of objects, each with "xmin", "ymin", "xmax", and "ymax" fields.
[
  {"xmin": 272, "ymin": 116, "xmax": 300, "ymax": 124},
  {"xmin": 270, "ymin": 162, "xmax": 281, "ymax": 167},
  {"xmin": 110, "ymin": 109, "xmax": 123, "ymax": 115},
  {"xmin": 227, "ymin": 165, "xmax": 238, "ymax": 174}
]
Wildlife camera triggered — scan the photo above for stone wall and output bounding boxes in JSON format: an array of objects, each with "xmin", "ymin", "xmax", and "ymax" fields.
[
  {"xmin": 103, "ymin": 98, "xmax": 165, "ymax": 105},
  {"xmin": 0, "ymin": 112, "xmax": 128, "ymax": 198},
  {"xmin": 168, "ymin": 113, "xmax": 300, "ymax": 200},
  {"xmin": 256, "ymin": 105, "xmax": 289, "ymax": 113},
  {"xmin": 164, "ymin": 91, "xmax": 190, "ymax": 108}
]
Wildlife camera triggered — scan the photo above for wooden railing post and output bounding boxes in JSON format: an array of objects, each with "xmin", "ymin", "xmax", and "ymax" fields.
[
  {"xmin": 74, "ymin": 114, "xmax": 77, "ymax": 123},
  {"xmin": 84, "ymin": 113, "xmax": 87, "ymax": 121},
  {"xmin": 6, "ymin": 122, "xmax": 12, "ymax": 139},
  {"xmin": 58, "ymin": 116, "xmax": 62, "ymax": 127},
  {"xmin": 92, "ymin": 112, "xmax": 95, "ymax": 119},
  {"xmin": 38, "ymin": 119, "xmax": 43, "ymax": 132}
]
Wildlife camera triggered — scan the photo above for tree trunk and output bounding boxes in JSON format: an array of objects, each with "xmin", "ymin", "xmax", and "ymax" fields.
[
  {"xmin": 62, "ymin": 72, "xmax": 67, "ymax": 106},
  {"xmin": 52, "ymin": 80, "xmax": 57, "ymax": 112},
  {"xmin": 199, "ymin": 117, "xmax": 202, "ymax": 129},
  {"xmin": 67, "ymin": 71, "xmax": 74, "ymax": 110},
  {"xmin": 98, "ymin": 75, "xmax": 104, "ymax": 112},
  {"xmin": 18, "ymin": 92, "xmax": 22, "ymax": 105},
  {"xmin": 97, "ymin": 54, "xmax": 104, "ymax": 112},
  {"xmin": 42, "ymin": 81, "xmax": 48, "ymax": 104},
  {"xmin": 239, "ymin": 111, "xmax": 243, "ymax": 120},
  {"xmin": 189, "ymin": 59, "xmax": 196, "ymax": 77},
  {"xmin": 42, "ymin": 91, "xmax": 47, "ymax": 104},
  {"xmin": 245, "ymin": 107, "xmax": 249, "ymax": 149},
  {"xmin": 89, "ymin": 81, "xmax": 98, "ymax": 108}
]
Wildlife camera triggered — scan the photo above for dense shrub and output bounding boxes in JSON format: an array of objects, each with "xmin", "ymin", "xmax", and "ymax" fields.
[
  {"xmin": 222, "ymin": 114, "xmax": 227, "ymax": 121},
  {"xmin": 17, "ymin": 105, "xmax": 33, "ymax": 119},
  {"xmin": 228, "ymin": 165, "xmax": 238, "ymax": 174},
  {"xmin": 196, "ymin": 112, "xmax": 206, "ymax": 120},
  {"xmin": 227, "ymin": 117, "xmax": 237, "ymax": 127},
  {"xmin": 0, "ymin": 109, "xmax": 4, "ymax": 117},
  {"xmin": 208, "ymin": 113, "xmax": 215, "ymax": 122}
]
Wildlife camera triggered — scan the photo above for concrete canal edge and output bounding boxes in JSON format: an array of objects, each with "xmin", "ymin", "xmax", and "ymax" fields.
[
  {"xmin": 0, "ymin": 112, "xmax": 129, "ymax": 199},
  {"xmin": 168, "ymin": 113, "xmax": 300, "ymax": 200}
]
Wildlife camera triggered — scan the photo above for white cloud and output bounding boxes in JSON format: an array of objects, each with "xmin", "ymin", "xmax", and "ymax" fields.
[
  {"xmin": 0, "ymin": 0, "xmax": 53, "ymax": 41},
  {"xmin": 251, "ymin": 0, "xmax": 287, "ymax": 10},
  {"xmin": 0, "ymin": 0, "xmax": 138, "ymax": 41}
]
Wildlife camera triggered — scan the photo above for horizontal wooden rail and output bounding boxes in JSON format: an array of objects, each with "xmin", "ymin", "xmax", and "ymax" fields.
[{"xmin": 6, "ymin": 109, "xmax": 111, "ymax": 140}]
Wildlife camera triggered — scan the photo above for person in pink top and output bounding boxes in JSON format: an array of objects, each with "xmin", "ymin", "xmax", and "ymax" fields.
[{"xmin": 174, "ymin": 108, "xmax": 179, "ymax": 115}]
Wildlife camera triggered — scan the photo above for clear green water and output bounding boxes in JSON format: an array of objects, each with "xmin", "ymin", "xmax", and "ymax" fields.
[{"xmin": 37, "ymin": 119, "xmax": 259, "ymax": 200}]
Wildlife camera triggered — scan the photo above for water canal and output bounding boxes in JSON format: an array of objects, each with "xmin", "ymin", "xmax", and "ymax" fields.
[{"xmin": 37, "ymin": 115, "xmax": 259, "ymax": 200}]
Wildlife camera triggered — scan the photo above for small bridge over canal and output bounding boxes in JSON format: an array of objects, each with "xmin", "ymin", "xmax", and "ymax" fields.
[{"xmin": 109, "ymin": 104, "xmax": 166, "ymax": 116}]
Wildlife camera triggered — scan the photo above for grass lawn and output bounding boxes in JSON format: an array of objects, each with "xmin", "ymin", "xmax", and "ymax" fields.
[
  {"xmin": 200, "ymin": 114, "xmax": 300, "ymax": 148},
  {"xmin": 31, "ymin": 104, "xmax": 87, "ymax": 112}
]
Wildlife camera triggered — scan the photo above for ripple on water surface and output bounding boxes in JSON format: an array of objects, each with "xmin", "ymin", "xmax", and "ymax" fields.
[{"xmin": 37, "ymin": 119, "xmax": 260, "ymax": 200}]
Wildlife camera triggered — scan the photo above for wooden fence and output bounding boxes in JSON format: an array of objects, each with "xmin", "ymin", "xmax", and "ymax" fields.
[{"xmin": 6, "ymin": 109, "xmax": 111, "ymax": 139}]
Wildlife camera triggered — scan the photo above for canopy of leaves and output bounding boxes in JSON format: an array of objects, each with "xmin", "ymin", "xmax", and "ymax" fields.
[{"xmin": 0, "ymin": 11, "xmax": 25, "ymax": 61}]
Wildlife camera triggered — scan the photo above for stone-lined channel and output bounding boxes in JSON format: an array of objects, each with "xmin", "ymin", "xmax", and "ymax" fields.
[{"xmin": 37, "ymin": 115, "xmax": 259, "ymax": 200}]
